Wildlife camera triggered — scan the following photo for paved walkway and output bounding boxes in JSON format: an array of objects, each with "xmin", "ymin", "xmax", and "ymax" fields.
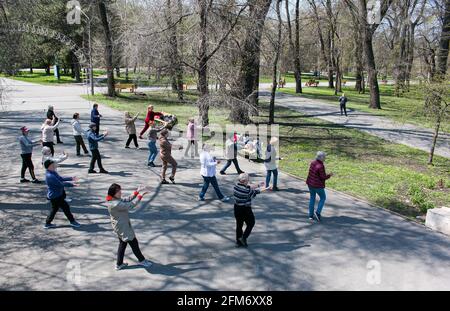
[
  {"xmin": 0, "ymin": 78, "xmax": 449, "ymax": 290},
  {"xmin": 258, "ymin": 92, "xmax": 450, "ymax": 159}
]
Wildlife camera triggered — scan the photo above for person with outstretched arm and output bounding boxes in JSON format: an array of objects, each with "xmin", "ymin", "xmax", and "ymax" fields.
[
  {"xmin": 41, "ymin": 117, "xmax": 61, "ymax": 156},
  {"xmin": 139, "ymin": 105, "xmax": 164, "ymax": 139},
  {"xmin": 106, "ymin": 183, "xmax": 153, "ymax": 270},
  {"xmin": 43, "ymin": 159, "xmax": 80, "ymax": 229},
  {"xmin": 233, "ymin": 173, "xmax": 267, "ymax": 247}
]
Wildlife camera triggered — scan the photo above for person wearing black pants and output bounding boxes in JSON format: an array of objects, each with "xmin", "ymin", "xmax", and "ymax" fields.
[
  {"xmin": 87, "ymin": 123, "xmax": 108, "ymax": 174},
  {"xmin": 47, "ymin": 105, "xmax": 63, "ymax": 144},
  {"xmin": 106, "ymin": 183, "xmax": 153, "ymax": 270},
  {"xmin": 125, "ymin": 134, "xmax": 138, "ymax": 148},
  {"xmin": 124, "ymin": 111, "xmax": 139, "ymax": 149},
  {"xmin": 233, "ymin": 173, "xmax": 266, "ymax": 247},
  {"xmin": 72, "ymin": 113, "xmax": 89, "ymax": 156},
  {"xmin": 220, "ymin": 134, "xmax": 244, "ymax": 175},
  {"xmin": 339, "ymin": 93, "xmax": 348, "ymax": 117},
  {"xmin": 43, "ymin": 159, "xmax": 80, "ymax": 229},
  {"xmin": 19, "ymin": 126, "xmax": 41, "ymax": 183}
]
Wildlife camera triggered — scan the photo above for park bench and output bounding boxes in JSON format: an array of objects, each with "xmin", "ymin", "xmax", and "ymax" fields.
[
  {"xmin": 305, "ymin": 79, "xmax": 319, "ymax": 87},
  {"xmin": 115, "ymin": 83, "xmax": 136, "ymax": 93}
]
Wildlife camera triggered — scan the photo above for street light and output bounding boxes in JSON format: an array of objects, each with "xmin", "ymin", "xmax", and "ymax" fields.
[{"xmin": 76, "ymin": 6, "xmax": 94, "ymax": 96}]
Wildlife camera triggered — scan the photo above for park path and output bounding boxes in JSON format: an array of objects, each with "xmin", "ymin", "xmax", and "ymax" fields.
[
  {"xmin": 258, "ymin": 91, "xmax": 450, "ymax": 159},
  {"xmin": 0, "ymin": 78, "xmax": 450, "ymax": 291}
]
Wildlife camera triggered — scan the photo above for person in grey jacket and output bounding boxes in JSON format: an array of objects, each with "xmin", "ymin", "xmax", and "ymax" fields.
[
  {"xmin": 124, "ymin": 111, "xmax": 140, "ymax": 149},
  {"xmin": 19, "ymin": 126, "xmax": 41, "ymax": 183},
  {"xmin": 71, "ymin": 113, "xmax": 89, "ymax": 156},
  {"xmin": 106, "ymin": 183, "xmax": 153, "ymax": 270}
]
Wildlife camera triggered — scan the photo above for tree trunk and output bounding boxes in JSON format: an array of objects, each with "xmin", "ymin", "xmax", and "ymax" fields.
[
  {"xmin": 428, "ymin": 113, "xmax": 442, "ymax": 165},
  {"xmin": 231, "ymin": 0, "xmax": 272, "ymax": 124},
  {"xmin": 71, "ymin": 51, "xmax": 81, "ymax": 83},
  {"xmin": 270, "ymin": 0, "xmax": 283, "ymax": 124},
  {"xmin": 99, "ymin": 0, "xmax": 115, "ymax": 97},
  {"xmin": 405, "ymin": 23, "xmax": 417, "ymax": 91},
  {"xmin": 286, "ymin": 0, "xmax": 302, "ymax": 93},
  {"xmin": 437, "ymin": 0, "xmax": 450, "ymax": 76},
  {"xmin": 365, "ymin": 33, "xmax": 381, "ymax": 109},
  {"xmin": 198, "ymin": 0, "xmax": 209, "ymax": 126}
]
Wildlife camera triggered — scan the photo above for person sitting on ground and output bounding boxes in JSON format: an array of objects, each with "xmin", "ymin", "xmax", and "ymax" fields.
[
  {"xmin": 87, "ymin": 123, "xmax": 108, "ymax": 174},
  {"xmin": 124, "ymin": 111, "xmax": 140, "ymax": 149},
  {"xmin": 106, "ymin": 183, "xmax": 153, "ymax": 270},
  {"xmin": 199, "ymin": 143, "xmax": 230, "ymax": 202},
  {"xmin": 43, "ymin": 159, "xmax": 80, "ymax": 229},
  {"xmin": 18, "ymin": 126, "xmax": 41, "ymax": 183},
  {"xmin": 46, "ymin": 105, "xmax": 63, "ymax": 144},
  {"xmin": 71, "ymin": 113, "xmax": 90, "ymax": 157},
  {"xmin": 42, "ymin": 146, "xmax": 68, "ymax": 167},
  {"xmin": 306, "ymin": 151, "xmax": 333, "ymax": 222},
  {"xmin": 139, "ymin": 105, "xmax": 164, "ymax": 139},
  {"xmin": 41, "ymin": 117, "xmax": 60, "ymax": 156},
  {"xmin": 233, "ymin": 173, "xmax": 266, "ymax": 247}
]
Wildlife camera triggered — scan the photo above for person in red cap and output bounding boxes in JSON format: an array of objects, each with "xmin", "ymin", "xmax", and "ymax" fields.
[{"xmin": 18, "ymin": 126, "xmax": 41, "ymax": 183}]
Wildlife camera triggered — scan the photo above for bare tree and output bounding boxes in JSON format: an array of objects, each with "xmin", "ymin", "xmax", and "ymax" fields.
[
  {"xmin": 98, "ymin": 0, "xmax": 116, "ymax": 97},
  {"xmin": 285, "ymin": 0, "xmax": 302, "ymax": 93},
  {"xmin": 269, "ymin": 0, "xmax": 283, "ymax": 124},
  {"xmin": 437, "ymin": 0, "xmax": 450, "ymax": 76}
]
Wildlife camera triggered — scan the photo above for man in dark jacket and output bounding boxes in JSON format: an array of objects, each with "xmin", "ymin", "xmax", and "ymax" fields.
[
  {"xmin": 47, "ymin": 105, "xmax": 63, "ymax": 144},
  {"xmin": 44, "ymin": 159, "xmax": 80, "ymax": 229},
  {"xmin": 87, "ymin": 123, "xmax": 108, "ymax": 174},
  {"xmin": 339, "ymin": 93, "xmax": 348, "ymax": 117},
  {"xmin": 90, "ymin": 104, "xmax": 102, "ymax": 135},
  {"xmin": 306, "ymin": 151, "xmax": 333, "ymax": 222}
]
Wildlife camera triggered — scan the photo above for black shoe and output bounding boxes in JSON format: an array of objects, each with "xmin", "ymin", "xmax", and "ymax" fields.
[
  {"xmin": 76, "ymin": 154, "xmax": 82, "ymax": 157},
  {"xmin": 237, "ymin": 171, "xmax": 245, "ymax": 174},
  {"xmin": 235, "ymin": 241, "xmax": 244, "ymax": 248},
  {"xmin": 272, "ymin": 186, "xmax": 280, "ymax": 191},
  {"xmin": 169, "ymin": 176, "xmax": 176, "ymax": 184},
  {"xmin": 99, "ymin": 170, "xmax": 109, "ymax": 174},
  {"xmin": 31, "ymin": 179, "xmax": 41, "ymax": 184},
  {"xmin": 219, "ymin": 171, "xmax": 226, "ymax": 175},
  {"xmin": 161, "ymin": 179, "xmax": 169, "ymax": 184},
  {"xmin": 57, "ymin": 141, "xmax": 64, "ymax": 144},
  {"xmin": 238, "ymin": 237, "xmax": 248, "ymax": 248},
  {"xmin": 20, "ymin": 178, "xmax": 31, "ymax": 183},
  {"xmin": 88, "ymin": 169, "xmax": 97, "ymax": 174},
  {"xmin": 147, "ymin": 162, "xmax": 156, "ymax": 167},
  {"xmin": 125, "ymin": 146, "xmax": 130, "ymax": 149}
]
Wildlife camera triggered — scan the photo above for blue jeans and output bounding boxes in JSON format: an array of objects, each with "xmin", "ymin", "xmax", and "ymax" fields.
[
  {"xmin": 308, "ymin": 186, "xmax": 326, "ymax": 217},
  {"xmin": 199, "ymin": 176, "xmax": 224, "ymax": 200},
  {"xmin": 265, "ymin": 169, "xmax": 278, "ymax": 188},
  {"xmin": 148, "ymin": 141, "xmax": 158, "ymax": 163}
]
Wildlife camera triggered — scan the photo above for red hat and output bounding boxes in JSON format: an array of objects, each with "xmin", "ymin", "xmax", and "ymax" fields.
[{"xmin": 20, "ymin": 126, "xmax": 29, "ymax": 133}]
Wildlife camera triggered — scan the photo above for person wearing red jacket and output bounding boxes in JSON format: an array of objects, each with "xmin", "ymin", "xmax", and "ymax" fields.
[
  {"xmin": 306, "ymin": 151, "xmax": 333, "ymax": 222},
  {"xmin": 139, "ymin": 105, "xmax": 164, "ymax": 139}
]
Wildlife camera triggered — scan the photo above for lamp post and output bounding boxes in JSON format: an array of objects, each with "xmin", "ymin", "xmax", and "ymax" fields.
[{"xmin": 76, "ymin": 6, "xmax": 94, "ymax": 96}]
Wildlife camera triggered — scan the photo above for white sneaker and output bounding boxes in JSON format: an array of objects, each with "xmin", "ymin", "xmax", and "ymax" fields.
[
  {"xmin": 65, "ymin": 198, "xmax": 72, "ymax": 203},
  {"xmin": 115, "ymin": 262, "xmax": 128, "ymax": 271},
  {"xmin": 138, "ymin": 259, "xmax": 152, "ymax": 268}
]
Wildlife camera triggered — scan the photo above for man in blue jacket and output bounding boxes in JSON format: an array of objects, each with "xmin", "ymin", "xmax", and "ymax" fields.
[
  {"xmin": 88, "ymin": 123, "xmax": 109, "ymax": 174},
  {"xmin": 44, "ymin": 159, "xmax": 80, "ymax": 229},
  {"xmin": 90, "ymin": 104, "xmax": 102, "ymax": 135}
]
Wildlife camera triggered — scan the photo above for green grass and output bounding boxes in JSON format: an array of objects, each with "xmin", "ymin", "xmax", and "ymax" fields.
[
  {"xmin": 86, "ymin": 90, "xmax": 450, "ymax": 219},
  {"xmin": 0, "ymin": 71, "xmax": 79, "ymax": 84},
  {"xmin": 279, "ymin": 84, "xmax": 450, "ymax": 132}
]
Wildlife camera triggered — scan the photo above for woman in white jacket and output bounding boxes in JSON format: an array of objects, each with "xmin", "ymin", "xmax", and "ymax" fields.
[
  {"xmin": 41, "ymin": 117, "xmax": 60, "ymax": 156},
  {"xmin": 71, "ymin": 113, "xmax": 89, "ymax": 156},
  {"xmin": 199, "ymin": 144, "xmax": 230, "ymax": 202}
]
